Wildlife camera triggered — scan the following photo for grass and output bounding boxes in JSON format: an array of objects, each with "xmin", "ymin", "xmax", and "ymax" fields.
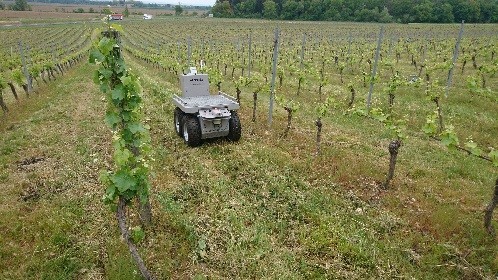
[
  {"xmin": 125, "ymin": 43, "xmax": 497, "ymax": 278},
  {"xmin": 0, "ymin": 19, "xmax": 497, "ymax": 279}
]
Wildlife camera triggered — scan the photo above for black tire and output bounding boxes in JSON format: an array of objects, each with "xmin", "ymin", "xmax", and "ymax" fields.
[
  {"xmin": 174, "ymin": 107, "xmax": 184, "ymax": 137},
  {"xmin": 182, "ymin": 114, "xmax": 202, "ymax": 147},
  {"xmin": 227, "ymin": 111, "xmax": 242, "ymax": 142}
]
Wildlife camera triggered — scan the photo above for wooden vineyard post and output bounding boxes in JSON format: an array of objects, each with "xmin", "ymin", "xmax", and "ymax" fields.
[
  {"xmin": 484, "ymin": 178, "xmax": 498, "ymax": 235},
  {"xmin": 201, "ymin": 38, "xmax": 204, "ymax": 63},
  {"xmin": 26, "ymin": 44, "xmax": 35, "ymax": 90},
  {"xmin": 252, "ymin": 92, "xmax": 257, "ymax": 122},
  {"xmin": 446, "ymin": 21, "xmax": 464, "ymax": 97},
  {"xmin": 345, "ymin": 32, "xmax": 353, "ymax": 72},
  {"xmin": 177, "ymin": 40, "xmax": 181, "ymax": 64},
  {"xmin": 19, "ymin": 41, "xmax": 31, "ymax": 95},
  {"xmin": 366, "ymin": 26, "xmax": 384, "ymax": 113},
  {"xmin": 248, "ymin": 31, "xmax": 252, "ymax": 78},
  {"xmin": 268, "ymin": 28, "xmax": 279, "ymax": 127},
  {"xmin": 300, "ymin": 33, "xmax": 306, "ymax": 70},
  {"xmin": 187, "ymin": 37, "xmax": 192, "ymax": 67},
  {"xmin": 347, "ymin": 32, "xmax": 352, "ymax": 60}
]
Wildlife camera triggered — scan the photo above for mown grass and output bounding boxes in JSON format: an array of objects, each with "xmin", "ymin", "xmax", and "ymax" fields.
[
  {"xmin": 125, "ymin": 35, "xmax": 497, "ymax": 278},
  {"xmin": 0, "ymin": 20, "xmax": 497, "ymax": 279}
]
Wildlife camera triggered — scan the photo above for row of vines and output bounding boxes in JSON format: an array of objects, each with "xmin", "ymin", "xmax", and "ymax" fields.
[
  {"xmin": 119, "ymin": 19, "xmax": 498, "ymax": 233},
  {"xmin": 0, "ymin": 24, "xmax": 93, "ymax": 113}
]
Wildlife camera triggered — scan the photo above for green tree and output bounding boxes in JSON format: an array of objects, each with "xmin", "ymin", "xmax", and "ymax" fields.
[
  {"xmin": 478, "ymin": 0, "xmax": 498, "ymax": 22},
  {"xmin": 280, "ymin": 0, "xmax": 303, "ymax": 20},
  {"xmin": 235, "ymin": 0, "xmax": 259, "ymax": 18},
  {"xmin": 0, "ymin": 0, "xmax": 5, "ymax": 10},
  {"xmin": 434, "ymin": 3, "xmax": 454, "ymax": 23},
  {"xmin": 414, "ymin": 0, "xmax": 436, "ymax": 22},
  {"xmin": 11, "ymin": 0, "xmax": 30, "ymax": 11},
  {"xmin": 379, "ymin": 7, "xmax": 393, "ymax": 23},
  {"xmin": 124, "ymin": 5, "xmax": 130, "ymax": 17},
  {"xmin": 211, "ymin": 0, "xmax": 234, "ymax": 17},
  {"xmin": 306, "ymin": 0, "xmax": 326, "ymax": 21},
  {"xmin": 262, "ymin": 0, "xmax": 277, "ymax": 19},
  {"xmin": 175, "ymin": 4, "xmax": 183, "ymax": 16},
  {"xmin": 355, "ymin": 7, "xmax": 381, "ymax": 22},
  {"xmin": 453, "ymin": 0, "xmax": 481, "ymax": 22},
  {"xmin": 388, "ymin": 0, "xmax": 415, "ymax": 22}
]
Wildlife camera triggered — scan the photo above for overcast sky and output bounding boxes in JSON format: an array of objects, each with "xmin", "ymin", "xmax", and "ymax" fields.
[{"xmin": 143, "ymin": 0, "xmax": 216, "ymax": 6}]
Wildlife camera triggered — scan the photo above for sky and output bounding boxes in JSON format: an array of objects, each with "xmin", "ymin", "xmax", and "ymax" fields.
[{"xmin": 143, "ymin": 0, "xmax": 216, "ymax": 6}]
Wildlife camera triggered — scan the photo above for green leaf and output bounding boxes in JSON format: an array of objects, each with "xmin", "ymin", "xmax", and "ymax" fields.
[
  {"xmin": 110, "ymin": 24, "xmax": 124, "ymax": 32},
  {"xmin": 131, "ymin": 226, "xmax": 145, "ymax": 243},
  {"xmin": 489, "ymin": 149, "xmax": 498, "ymax": 167},
  {"xmin": 93, "ymin": 70, "xmax": 101, "ymax": 84},
  {"xmin": 89, "ymin": 49, "xmax": 105, "ymax": 64},
  {"xmin": 111, "ymin": 85, "xmax": 125, "ymax": 101},
  {"xmin": 440, "ymin": 127, "xmax": 459, "ymax": 149},
  {"xmin": 120, "ymin": 75, "xmax": 132, "ymax": 86},
  {"xmin": 103, "ymin": 184, "xmax": 117, "ymax": 203},
  {"xmin": 197, "ymin": 238, "xmax": 207, "ymax": 259},
  {"xmin": 127, "ymin": 122, "xmax": 145, "ymax": 134},
  {"xmin": 98, "ymin": 37, "xmax": 114, "ymax": 56},
  {"xmin": 111, "ymin": 170, "xmax": 137, "ymax": 193},
  {"xmin": 114, "ymin": 58, "xmax": 126, "ymax": 74},
  {"xmin": 99, "ymin": 68, "xmax": 113, "ymax": 80},
  {"xmin": 115, "ymin": 148, "xmax": 131, "ymax": 166},
  {"xmin": 105, "ymin": 111, "xmax": 120, "ymax": 128},
  {"xmin": 99, "ymin": 170, "xmax": 112, "ymax": 186},
  {"xmin": 422, "ymin": 122, "xmax": 437, "ymax": 136},
  {"xmin": 464, "ymin": 141, "xmax": 482, "ymax": 157}
]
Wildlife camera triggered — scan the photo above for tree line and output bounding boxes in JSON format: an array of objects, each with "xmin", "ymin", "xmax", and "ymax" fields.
[{"xmin": 211, "ymin": 0, "xmax": 498, "ymax": 23}]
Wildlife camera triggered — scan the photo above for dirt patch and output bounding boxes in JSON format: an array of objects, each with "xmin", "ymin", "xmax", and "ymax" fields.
[{"xmin": 16, "ymin": 156, "xmax": 46, "ymax": 171}]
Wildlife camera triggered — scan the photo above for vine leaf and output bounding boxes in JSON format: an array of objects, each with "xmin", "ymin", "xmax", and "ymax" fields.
[
  {"xmin": 464, "ymin": 140, "xmax": 483, "ymax": 156},
  {"xmin": 440, "ymin": 126, "xmax": 459, "ymax": 149},
  {"xmin": 104, "ymin": 184, "xmax": 116, "ymax": 203},
  {"xmin": 99, "ymin": 68, "xmax": 113, "ymax": 80},
  {"xmin": 422, "ymin": 113, "xmax": 438, "ymax": 136},
  {"xmin": 128, "ymin": 123, "xmax": 146, "ymax": 134},
  {"xmin": 98, "ymin": 37, "xmax": 114, "ymax": 55},
  {"xmin": 110, "ymin": 24, "xmax": 124, "ymax": 32},
  {"xmin": 121, "ymin": 75, "xmax": 133, "ymax": 86},
  {"xmin": 489, "ymin": 149, "xmax": 498, "ymax": 167},
  {"xmin": 105, "ymin": 111, "xmax": 120, "ymax": 128},
  {"xmin": 115, "ymin": 148, "xmax": 132, "ymax": 166},
  {"xmin": 112, "ymin": 170, "xmax": 137, "ymax": 192},
  {"xmin": 111, "ymin": 85, "xmax": 125, "ymax": 101},
  {"xmin": 89, "ymin": 49, "xmax": 105, "ymax": 63},
  {"xmin": 131, "ymin": 226, "xmax": 145, "ymax": 243}
]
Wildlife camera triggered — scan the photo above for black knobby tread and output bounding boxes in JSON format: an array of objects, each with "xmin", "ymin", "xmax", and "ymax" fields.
[
  {"xmin": 183, "ymin": 114, "xmax": 202, "ymax": 147},
  {"xmin": 227, "ymin": 111, "xmax": 242, "ymax": 142},
  {"xmin": 174, "ymin": 107, "xmax": 184, "ymax": 137}
]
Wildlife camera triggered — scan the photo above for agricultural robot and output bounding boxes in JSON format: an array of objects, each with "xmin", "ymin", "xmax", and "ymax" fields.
[{"xmin": 172, "ymin": 67, "xmax": 241, "ymax": 147}]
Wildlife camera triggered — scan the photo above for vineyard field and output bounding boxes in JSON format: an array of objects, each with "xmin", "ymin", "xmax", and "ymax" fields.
[{"xmin": 0, "ymin": 17, "xmax": 497, "ymax": 279}]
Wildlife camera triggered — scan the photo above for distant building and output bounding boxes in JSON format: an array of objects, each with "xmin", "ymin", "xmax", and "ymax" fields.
[
  {"xmin": 143, "ymin": 14, "xmax": 153, "ymax": 19},
  {"xmin": 110, "ymin": 14, "xmax": 123, "ymax": 20},
  {"xmin": 208, "ymin": 14, "xmax": 213, "ymax": 18}
]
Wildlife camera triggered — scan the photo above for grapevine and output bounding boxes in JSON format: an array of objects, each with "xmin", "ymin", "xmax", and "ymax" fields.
[{"xmin": 89, "ymin": 24, "xmax": 154, "ymax": 280}]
